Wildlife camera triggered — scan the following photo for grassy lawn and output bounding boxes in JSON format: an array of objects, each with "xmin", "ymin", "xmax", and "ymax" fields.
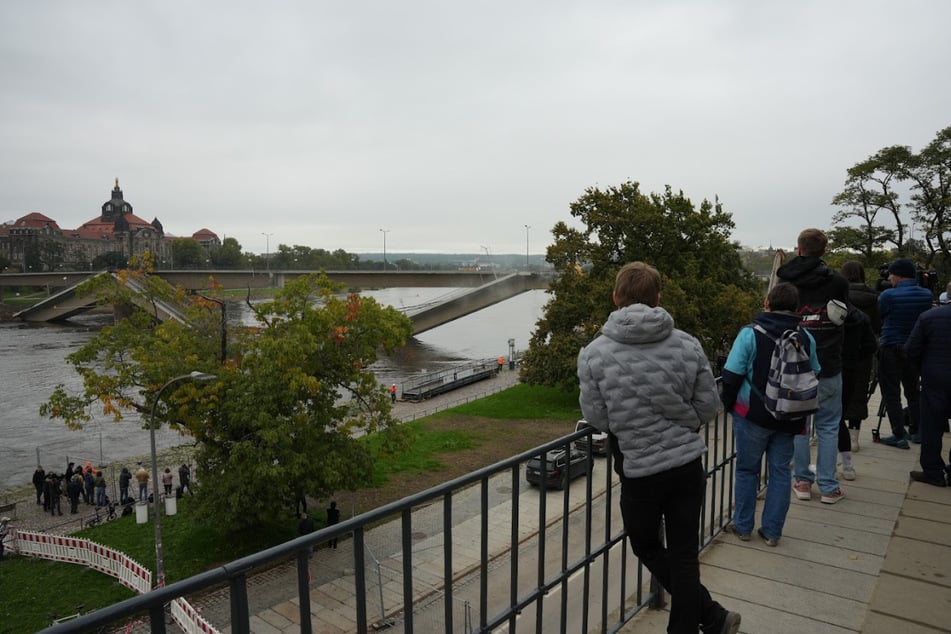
[{"xmin": 0, "ymin": 383, "xmax": 580, "ymax": 633}]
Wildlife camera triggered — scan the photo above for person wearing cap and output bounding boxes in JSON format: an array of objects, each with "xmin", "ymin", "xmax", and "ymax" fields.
[
  {"xmin": 877, "ymin": 258, "xmax": 934, "ymax": 449},
  {"xmin": 904, "ymin": 280, "xmax": 951, "ymax": 486},
  {"xmin": 776, "ymin": 228, "xmax": 850, "ymax": 504}
]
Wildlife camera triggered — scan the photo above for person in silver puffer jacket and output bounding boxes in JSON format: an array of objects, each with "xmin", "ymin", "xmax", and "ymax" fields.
[{"xmin": 578, "ymin": 261, "xmax": 740, "ymax": 634}]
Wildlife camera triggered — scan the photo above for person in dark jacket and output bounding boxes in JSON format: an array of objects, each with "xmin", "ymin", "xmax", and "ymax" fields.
[
  {"xmin": 721, "ymin": 283, "xmax": 820, "ymax": 546},
  {"xmin": 178, "ymin": 464, "xmax": 193, "ymax": 496},
  {"xmin": 776, "ymin": 228, "xmax": 850, "ymax": 504},
  {"xmin": 877, "ymin": 258, "xmax": 934, "ymax": 448},
  {"xmin": 83, "ymin": 469, "xmax": 95, "ymax": 505},
  {"xmin": 905, "ymin": 284, "xmax": 951, "ymax": 487},
  {"xmin": 840, "ymin": 261, "xmax": 881, "ymax": 334},
  {"xmin": 838, "ymin": 262, "xmax": 880, "ymax": 452},
  {"xmin": 67, "ymin": 474, "xmax": 83, "ymax": 514},
  {"xmin": 32, "ymin": 465, "xmax": 46, "ymax": 506},
  {"xmin": 837, "ymin": 306, "xmax": 877, "ymax": 475},
  {"xmin": 119, "ymin": 467, "xmax": 132, "ymax": 505},
  {"xmin": 47, "ymin": 474, "xmax": 63, "ymax": 516}
]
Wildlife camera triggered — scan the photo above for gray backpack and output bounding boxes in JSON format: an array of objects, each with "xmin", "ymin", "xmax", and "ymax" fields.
[{"xmin": 752, "ymin": 324, "xmax": 819, "ymax": 420}]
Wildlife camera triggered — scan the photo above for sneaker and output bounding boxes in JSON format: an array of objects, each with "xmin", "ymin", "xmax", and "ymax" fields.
[
  {"xmin": 910, "ymin": 470, "xmax": 948, "ymax": 487},
  {"xmin": 842, "ymin": 465, "xmax": 856, "ymax": 481},
  {"xmin": 820, "ymin": 487, "xmax": 845, "ymax": 504},
  {"xmin": 757, "ymin": 528, "xmax": 778, "ymax": 547},
  {"xmin": 909, "ymin": 432, "xmax": 922, "ymax": 444},
  {"xmin": 727, "ymin": 524, "xmax": 750, "ymax": 541},
  {"xmin": 880, "ymin": 435, "xmax": 910, "ymax": 449},
  {"xmin": 719, "ymin": 611, "xmax": 742, "ymax": 634},
  {"xmin": 793, "ymin": 480, "xmax": 812, "ymax": 500}
]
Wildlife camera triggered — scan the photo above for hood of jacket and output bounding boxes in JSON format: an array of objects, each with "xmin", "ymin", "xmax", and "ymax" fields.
[
  {"xmin": 752, "ymin": 310, "xmax": 801, "ymax": 337},
  {"xmin": 601, "ymin": 303, "xmax": 674, "ymax": 346},
  {"xmin": 777, "ymin": 256, "xmax": 835, "ymax": 289}
]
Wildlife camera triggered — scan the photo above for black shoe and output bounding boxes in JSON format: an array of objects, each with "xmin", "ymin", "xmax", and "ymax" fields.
[{"xmin": 910, "ymin": 470, "xmax": 948, "ymax": 487}]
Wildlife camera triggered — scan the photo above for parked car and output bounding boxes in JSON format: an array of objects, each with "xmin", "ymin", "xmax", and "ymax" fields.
[
  {"xmin": 525, "ymin": 447, "xmax": 589, "ymax": 490},
  {"xmin": 573, "ymin": 419, "xmax": 608, "ymax": 455}
]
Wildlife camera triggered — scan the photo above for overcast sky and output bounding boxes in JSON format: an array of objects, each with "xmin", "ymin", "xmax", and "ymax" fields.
[{"xmin": 2, "ymin": 2, "xmax": 949, "ymax": 257}]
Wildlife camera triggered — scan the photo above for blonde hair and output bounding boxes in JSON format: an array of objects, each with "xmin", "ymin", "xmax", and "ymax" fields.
[{"xmin": 614, "ymin": 262, "xmax": 661, "ymax": 308}]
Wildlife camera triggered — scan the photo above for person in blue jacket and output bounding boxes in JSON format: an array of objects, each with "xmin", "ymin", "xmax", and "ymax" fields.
[
  {"xmin": 877, "ymin": 258, "xmax": 935, "ymax": 448},
  {"xmin": 721, "ymin": 283, "xmax": 820, "ymax": 546}
]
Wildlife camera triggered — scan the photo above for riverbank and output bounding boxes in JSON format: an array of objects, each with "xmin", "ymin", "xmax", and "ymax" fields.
[{"xmin": 1, "ymin": 367, "xmax": 527, "ymax": 537}]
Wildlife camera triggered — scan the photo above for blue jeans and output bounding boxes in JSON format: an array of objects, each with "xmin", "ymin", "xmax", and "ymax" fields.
[
  {"xmin": 733, "ymin": 415, "xmax": 794, "ymax": 540},
  {"xmin": 96, "ymin": 487, "xmax": 106, "ymax": 507},
  {"xmin": 794, "ymin": 374, "xmax": 842, "ymax": 494}
]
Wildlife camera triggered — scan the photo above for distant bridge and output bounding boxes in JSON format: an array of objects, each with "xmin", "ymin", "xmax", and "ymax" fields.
[{"xmin": 6, "ymin": 270, "xmax": 551, "ymax": 335}]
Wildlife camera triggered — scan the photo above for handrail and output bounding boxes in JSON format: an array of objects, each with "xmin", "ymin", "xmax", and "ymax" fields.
[{"xmin": 41, "ymin": 406, "xmax": 736, "ymax": 634}]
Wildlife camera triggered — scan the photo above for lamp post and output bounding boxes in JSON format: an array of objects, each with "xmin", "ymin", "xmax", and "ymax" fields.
[
  {"xmin": 149, "ymin": 371, "xmax": 216, "ymax": 588},
  {"xmin": 261, "ymin": 232, "xmax": 273, "ymax": 272},
  {"xmin": 380, "ymin": 228, "xmax": 390, "ymax": 271},
  {"xmin": 524, "ymin": 225, "xmax": 530, "ymax": 269}
]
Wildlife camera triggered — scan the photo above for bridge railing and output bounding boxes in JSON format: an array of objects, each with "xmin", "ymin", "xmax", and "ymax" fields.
[{"xmin": 42, "ymin": 406, "xmax": 736, "ymax": 634}]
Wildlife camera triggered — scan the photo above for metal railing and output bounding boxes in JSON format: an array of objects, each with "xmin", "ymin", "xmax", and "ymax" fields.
[{"xmin": 42, "ymin": 407, "xmax": 736, "ymax": 634}]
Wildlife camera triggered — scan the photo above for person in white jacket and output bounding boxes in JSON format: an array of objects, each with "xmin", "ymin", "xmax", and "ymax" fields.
[{"xmin": 578, "ymin": 261, "xmax": 740, "ymax": 634}]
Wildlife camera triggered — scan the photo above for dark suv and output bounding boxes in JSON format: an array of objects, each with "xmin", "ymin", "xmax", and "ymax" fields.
[
  {"xmin": 525, "ymin": 447, "xmax": 589, "ymax": 490},
  {"xmin": 573, "ymin": 419, "xmax": 608, "ymax": 455}
]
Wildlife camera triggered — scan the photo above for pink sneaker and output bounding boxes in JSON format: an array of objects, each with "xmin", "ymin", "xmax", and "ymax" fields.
[
  {"xmin": 793, "ymin": 480, "xmax": 812, "ymax": 500},
  {"xmin": 820, "ymin": 487, "xmax": 845, "ymax": 504}
]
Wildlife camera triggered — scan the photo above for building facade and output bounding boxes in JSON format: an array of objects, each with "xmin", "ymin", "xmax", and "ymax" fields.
[{"xmin": 0, "ymin": 180, "xmax": 220, "ymax": 271}]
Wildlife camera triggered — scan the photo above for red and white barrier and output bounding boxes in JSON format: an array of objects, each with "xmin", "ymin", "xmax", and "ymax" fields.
[{"xmin": 9, "ymin": 529, "xmax": 220, "ymax": 633}]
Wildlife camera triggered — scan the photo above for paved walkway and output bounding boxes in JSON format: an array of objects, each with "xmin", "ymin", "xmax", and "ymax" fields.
[{"xmin": 622, "ymin": 418, "xmax": 951, "ymax": 633}]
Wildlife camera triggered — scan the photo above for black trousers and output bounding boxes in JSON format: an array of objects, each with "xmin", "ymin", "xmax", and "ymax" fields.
[
  {"xmin": 619, "ymin": 458, "xmax": 726, "ymax": 634},
  {"xmin": 878, "ymin": 345, "xmax": 920, "ymax": 437},
  {"xmin": 919, "ymin": 377, "xmax": 951, "ymax": 476}
]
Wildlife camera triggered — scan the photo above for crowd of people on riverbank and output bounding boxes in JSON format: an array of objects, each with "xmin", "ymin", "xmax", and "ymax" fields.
[{"xmin": 28, "ymin": 460, "xmax": 194, "ymax": 518}]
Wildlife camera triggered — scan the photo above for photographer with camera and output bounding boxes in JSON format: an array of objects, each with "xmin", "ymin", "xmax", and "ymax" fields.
[{"xmin": 877, "ymin": 258, "xmax": 934, "ymax": 449}]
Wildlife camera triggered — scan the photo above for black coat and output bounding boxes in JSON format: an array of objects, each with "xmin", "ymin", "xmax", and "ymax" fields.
[{"xmin": 777, "ymin": 256, "xmax": 850, "ymax": 377}]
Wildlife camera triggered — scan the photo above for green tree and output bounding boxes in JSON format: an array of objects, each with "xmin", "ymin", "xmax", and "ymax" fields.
[
  {"xmin": 210, "ymin": 237, "xmax": 244, "ymax": 268},
  {"xmin": 904, "ymin": 126, "xmax": 951, "ymax": 278},
  {"xmin": 829, "ymin": 145, "xmax": 909, "ymax": 258},
  {"xmin": 40, "ymin": 270, "xmax": 413, "ymax": 532},
  {"xmin": 92, "ymin": 251, "xmax": 127, "ymax": 270},
  {"xmin": 172, "ymin": 237, "xmax": 205, "ymax": 268},
  {"xmin": 520, "ymin": 181, "xmax": 761, "ymax": 390}
]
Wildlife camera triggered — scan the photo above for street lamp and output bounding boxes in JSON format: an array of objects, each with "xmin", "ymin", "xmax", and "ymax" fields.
[
  {"xmin": 149, "ymin": 371, "xmax": 216, "ymax": 588},
  {"xmin": 261, "ymin": 232, "xmax": 273, "ymax": 272},
  {"xmin": 524, "ymin": 225, "xmax": 531, "ymax": 269},
  {"xmin": 380, "ymin": 228, "xmax": 390, "ymax": 271}
]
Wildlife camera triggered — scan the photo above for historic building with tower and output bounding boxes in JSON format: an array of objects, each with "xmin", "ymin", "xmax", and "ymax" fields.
[{"xmin": 0, "ymin": 180, "xmax": 220, "ymax": 271}]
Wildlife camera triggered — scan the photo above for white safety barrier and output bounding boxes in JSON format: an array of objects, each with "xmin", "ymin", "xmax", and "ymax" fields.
[{"xmin": 9, "ymin": 529, "xmax": 220, "ymax": 633}]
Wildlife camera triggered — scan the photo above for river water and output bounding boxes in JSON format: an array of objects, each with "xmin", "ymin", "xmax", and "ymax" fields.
[{"xmin": 0, "ymin": 288, "xmax": 547, "ymax": 490}]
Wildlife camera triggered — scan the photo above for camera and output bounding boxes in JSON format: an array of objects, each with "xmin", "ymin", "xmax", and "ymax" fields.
[{"xmin": 876, "ymin": 262, "xmax": 939, "ymax": 293}]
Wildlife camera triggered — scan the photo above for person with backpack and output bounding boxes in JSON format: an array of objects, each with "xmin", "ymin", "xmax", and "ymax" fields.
[
  {"xmin": 721, "ymin": 283, "xmax": 820, "ymax": 546},
  {"xmin": 776, "ymin": 228, "xmax": 850, "ymax": 504}
]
